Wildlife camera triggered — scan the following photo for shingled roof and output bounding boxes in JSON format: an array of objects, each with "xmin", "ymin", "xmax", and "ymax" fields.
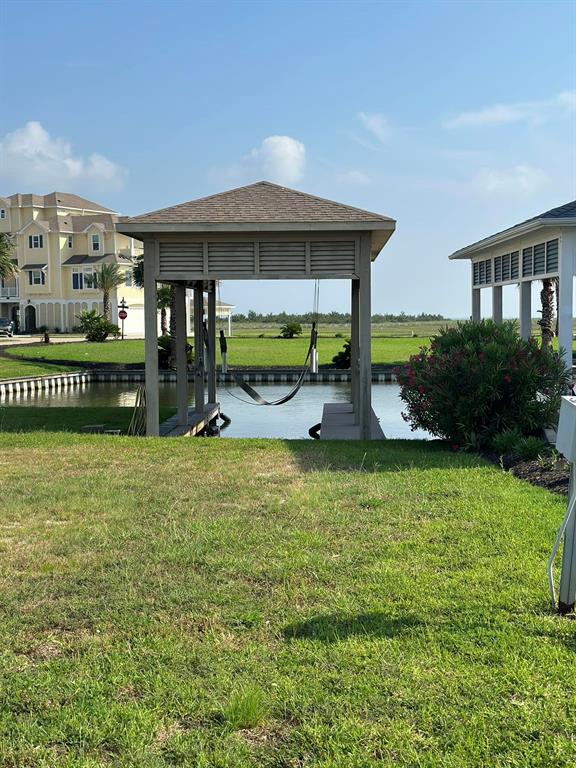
[
  {"xmin": 121, "ymin": 181, "xmax": 394, "ymax": 226},
  {"xmin": 449, "ymin": 199, "xmax": 576, "ymax": 259},
  {"xmin": 7, "ymin": 192, "xmax": 114, "ymax": 213}
]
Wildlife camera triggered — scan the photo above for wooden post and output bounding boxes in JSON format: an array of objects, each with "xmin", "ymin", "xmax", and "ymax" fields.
[
  {"xmin": 193, "ymin": 281, "xmax": 205, "ymax": 413},
  {"xmin": 351, "ymin": 278, "xmax": 360, "ymax": 424},
  {"xmin": 207, "ymin": 281, "xmax": 217, "ymax": 403},
  {"xmin": 174, "ymin": 283, "xmax": 188, "ymax": 425},
  {"xmin": 358, "ymin": 234, "xmax": 372, "ymax": 440},
  {"xmin": 492, "ymin": 285, "xmax": 503, "ymax": 323},
  {"xmin": 520, "ymin": 280, "xmax": 532, "ymax": 340},
  {"xmin": 558, "ymin": 230, "xmax": 575, "ymax": 371},
  {"xmin": 143, "ymin": 240, "xmax": 159, "ymax": 436}
]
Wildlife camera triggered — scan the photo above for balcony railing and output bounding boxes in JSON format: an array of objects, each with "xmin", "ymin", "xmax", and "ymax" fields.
[{"xmin": 0, "ymin": 280, "xmax": 19, "ymax": 298}]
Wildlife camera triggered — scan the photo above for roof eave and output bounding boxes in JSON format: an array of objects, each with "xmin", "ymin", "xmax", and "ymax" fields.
[
  {"xmin": 449, "ymin": 218, "xmax": 576, "ymax": 260},
  {"xmin": 116, "ymin": 219, "xmax": 396, "ymax": 239}
]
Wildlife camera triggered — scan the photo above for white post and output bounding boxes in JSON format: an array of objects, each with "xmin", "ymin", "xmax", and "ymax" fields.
[
  {"xmin": 559, "ymin": 465, "xmax": 576, "ymax": 613},
  {"xmin": 351, "ymin": 278, "xmax": 360, "ymax": 423},
  {"xmin": 207, "ymin": 282, "xmax": 217, "ymax": 404},
  {"xmin": 558, "ymin": 230, "xmax": 575, "ymax": 372},
  {"xmin": 193, "ymin": 282, "xmax": 205, "ymax": 413},
  {"xmin": 520, "ymin": 280, "xmax": 532, "ymax": 340},
  {"xmin": 174, "ymin": 283, "xmax": 188, "ymax": 426},
  {"xmin": 228, "ymin": 311, "xmax": 232, "ymax": 337},
  {"xmin": 472, "ymin": 287, "xmax": 481, "ymax": 322},
  {"xmin": 358, "ymin": 234, "xmax": 372, "ymax": 440},
  {"xmin": 492, "ymin": 285, "xmax": 503, "ymax": 324},
  {"xmin": 143, "ymin": 240, "xmax": 159, "ymax": 436}
]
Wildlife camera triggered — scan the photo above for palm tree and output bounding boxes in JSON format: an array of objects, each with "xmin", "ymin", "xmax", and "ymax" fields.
[
  {"xmin": 157, "ymin": 285, "xmax": 171, "ymax": 335},
  {"xmin": 97, "ymin": 263, "xmax": 125, "ymax": 319},
  {"xmin": 0, "ymin": 233, "xmax": 18, "ymax": 280},
  {"xmin": 538, "ymin": 277, "xmax": 555, "ymax": 349}
]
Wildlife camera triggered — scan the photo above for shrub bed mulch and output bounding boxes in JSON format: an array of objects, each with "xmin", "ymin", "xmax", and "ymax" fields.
[{"xmin": 484, "ymin": 451, "xmax": 570, "ymax": 496}]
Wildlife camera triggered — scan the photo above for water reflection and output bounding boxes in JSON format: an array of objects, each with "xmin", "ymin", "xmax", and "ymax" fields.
[{"xmin": 1, "ymin": 382, "xmax": 428, "ymax": 440}]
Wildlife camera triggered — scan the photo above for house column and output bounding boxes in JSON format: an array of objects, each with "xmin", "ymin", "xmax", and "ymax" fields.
[
  {"xmin": 358, "ymin": 234, "xmax": 372, "ymax": 439},
  {"xmin": 207, "ymin": 281, "xmax": 217, "ymax": 403},
  {"xmin": 492, "ymin": 285, "xmax": 503, "ymax": 323},
  {"xmin": 174, "ymin": 283, "xmax": 188, "ymax": 426},
  {"xmin": 193, "ymin": 281, "xmax": 205, "ymax": 413},
  {"xmin": 558, "ymin": 230, "xmax": 575, "ymax": 372},
  {"xmin": 471, "ymin": 288, "xmax": 481, "ymax": 322},
  {"xmin": 143, "ymin": 240, "xmax": 159, "ymax": 436},
  {"xmin": 350, "ymin": 278, "xmax": 360, "ymax": 423},
  {"xmin": 520, "ymin": 280, "xmax": 532, "ymax": 340}
]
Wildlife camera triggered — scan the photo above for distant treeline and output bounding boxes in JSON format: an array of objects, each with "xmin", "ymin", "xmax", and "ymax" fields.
[{"xmin": 231, "ymin": 311, "xmax": 446, "ymax": 324}]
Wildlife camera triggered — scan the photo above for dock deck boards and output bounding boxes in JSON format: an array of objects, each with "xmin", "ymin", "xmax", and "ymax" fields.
[
  {"xmin": 320, "ymin": 402, "xmax": 385, "ymax": 440},
  {"xmin": 160, "ymin": 403, "xmax": 220, "ymax": 437}
]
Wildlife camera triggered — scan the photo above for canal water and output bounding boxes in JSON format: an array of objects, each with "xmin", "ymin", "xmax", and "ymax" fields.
[{"xmin": 2, "ymin": 382, "xmax": 429, "ymax": 440}]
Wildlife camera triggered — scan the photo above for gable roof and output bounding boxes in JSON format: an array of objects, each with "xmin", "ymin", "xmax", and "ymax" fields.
[
  {"xmin": 450, "ymin": 199, "xmax": 576, "ymax": 259},
  {"xmin": 119, "ymin": 181, "xmax": 394, "ymax": 227}
]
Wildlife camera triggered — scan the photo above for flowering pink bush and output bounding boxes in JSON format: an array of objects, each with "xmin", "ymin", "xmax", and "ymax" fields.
[{"xmin": 396, "ymin": 320, "xmax": 570, "ymax": 450}]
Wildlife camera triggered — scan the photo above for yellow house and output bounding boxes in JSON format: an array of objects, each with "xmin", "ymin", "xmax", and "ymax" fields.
[{"xmin": 0, "ymin": 192, "xmax": 145, "ymax": 334}]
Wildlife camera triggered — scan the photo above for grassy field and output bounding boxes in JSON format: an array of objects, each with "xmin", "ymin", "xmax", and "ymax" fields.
[
  {"xmin": 0, "ymin": 435, "xmax": 574, "ymax": 767},
  {"xmin": 0, "ymin": 406, "xmax": 175, "ymax": 434},
  {"xmin": 3, "ymin": 336, "xmax": 424, "ymax": 371}
]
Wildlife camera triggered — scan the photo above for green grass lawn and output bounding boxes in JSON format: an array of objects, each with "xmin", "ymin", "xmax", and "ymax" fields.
[
  {"xmin": 0, "ymin": 356, "xmax": 78, "ymax": 380},
  {"xmin": 3, "ymin": 335, "xmax": 424, "ymax": 370},
  {"xmin": 0, "ymin": 436, "xmax": 574, "ymax": 767},
  {"xmin": 0, "ymin": 406, "xmax": 175, "ymax": 434}
]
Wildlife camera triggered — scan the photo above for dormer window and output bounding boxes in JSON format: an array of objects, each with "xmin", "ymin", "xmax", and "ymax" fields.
[
  {"xmin": 28, "ymin": 234, "xmax": 43, "ymax": 248},
  {"xmin": 67, "ymin": 236, "xmax": 73, "ymax": 248},
  {"xmin": 91, "ymin": 234, "xmax": 100, "ymax": 252}
]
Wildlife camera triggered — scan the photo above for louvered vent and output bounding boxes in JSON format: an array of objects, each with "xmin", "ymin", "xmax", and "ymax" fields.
[
  {"xmin": 494, "ymin": 255, "xmax": 502, "ymax": 283},
  {"xmin": 546, "ymin": 239, "xmax": 559, "ymax": 273},
  {"xmin": 510, "ymin": 252, "xmax": 519, "ymax": 280},
  {"xmin": 208, "ymin": 242, "xmax": 254, "ymax": 274},
  {"xmin": 485, "ymin": 259, "xmax": 492, "ymax": 283},
  {"xmin": 533, "ymin": 243, "xmax": 546, "ymax": 274},
  {"xmin": 159, "ymin": 242, "xmax": 203, "ymax": 276},
  {"xmin": 310, "ymin": 241, "xmax": 356, "ymax": 275},
  {"xmin": 260, "ymin": 242, "xmax": 306, "ymax": 274},
  {"xmin": 473, "ymin": 262, "xmax": 480, "ymax": 285},
  {"xmin": 522, "ymin": 247, "xmax": 533, "ymax": 277}
]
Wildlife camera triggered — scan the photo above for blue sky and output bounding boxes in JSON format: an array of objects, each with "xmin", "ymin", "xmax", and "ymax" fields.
[{"xmin": 1, "ymin": 0, "xmax": 574, "ymax": 317}]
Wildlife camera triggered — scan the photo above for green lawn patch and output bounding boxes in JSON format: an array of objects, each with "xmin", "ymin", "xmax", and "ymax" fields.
[
  {"xmin": 0, "ymin": 436, "xmax": 574, "ymax": 766},
  {"xmin": 3, "ymin": 335, "xmax": 425, "ymax": 369},
  {"xmin": 0, "ymin": 406, "xmax": 175, "ymax": 434},
  {"xmin": 0, "ymin": 356, "xmax": 78, "ymax": 380}
]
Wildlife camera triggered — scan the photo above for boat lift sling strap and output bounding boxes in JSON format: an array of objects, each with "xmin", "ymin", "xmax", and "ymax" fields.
[{"xmin": 230, "ymin": 323, "xmax": 318, "ymax": 406}]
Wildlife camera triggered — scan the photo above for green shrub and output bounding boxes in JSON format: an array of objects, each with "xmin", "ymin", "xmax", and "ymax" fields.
[
  {"xmin": 515, "ymin": 436, "xmax": 551, "ymax": 461},
  {"xmin": 77, "ymin": 310, "xmax": 120, "ymax": 343},
  {"xmin": 332, "ymin": 338, "xmax": 351, "ymax": 369},
  {"xmin": 396, "ymin": 320, "xmax": 569, "ymax": 451},
  {"xmin": 157, "ymin": 335, "xmax": 193, "ymax": 370},
  {"xmin": 492, "ymin": 428, "xmax": 523, "ymax": 455},
  {"xmin": 335, "ymin": 332, "xmax": 344, "ymax": 338},
  {"xmin": 279, "ymin": 321, "xmax": 302, "ymax": 339}
]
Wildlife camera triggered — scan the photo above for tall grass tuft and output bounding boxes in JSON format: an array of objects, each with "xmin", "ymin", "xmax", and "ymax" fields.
[{"xmin": 219, "ymin": 686, "xmax": 268, "ymax": 731}]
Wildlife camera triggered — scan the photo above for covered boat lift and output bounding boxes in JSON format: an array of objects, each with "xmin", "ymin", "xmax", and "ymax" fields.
[{"xmin": 117, "ymin": 181, "xmax": 396, "ymax": 439}]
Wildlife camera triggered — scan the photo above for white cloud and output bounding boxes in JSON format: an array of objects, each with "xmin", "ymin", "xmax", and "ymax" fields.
[
  {"xmin": 336, "ymin": 169, "xmax": 371, "ymax": 185},
  {"xmin": 444, "ymin": 91, "xmax": 576, "ymax": 128},
  {"xmin": 358, "ymin": 112, "xmax": 391, "ymax": 143},
  {"xmin": 474, "ymin": 164, "xmax": 549, "ymax": 195},
  {"xmin": 246, "ymin": 135, "xmax": 306, "ymax": 185},
  {"xmin": 0, "ymin": 121, "xmax": 126, "ymax": 188}
]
